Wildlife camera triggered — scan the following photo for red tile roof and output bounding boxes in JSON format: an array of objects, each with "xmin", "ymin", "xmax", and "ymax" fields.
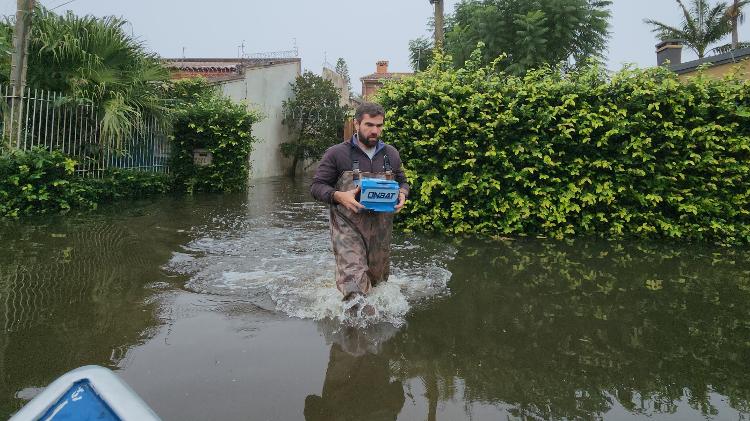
[
  {"xmin": 360, "ymin": 72, "xmax": 413, "ymax": 81},
  {"xmin": 163, "ymin": 58, "xmax": 300, "ymax": 81}
]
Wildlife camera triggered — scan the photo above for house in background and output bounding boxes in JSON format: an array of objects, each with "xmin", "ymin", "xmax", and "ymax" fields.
[
  {"xmin": 165, "ymin": 57, "xmax": 302, "ymax": 179},
  {"xmin": 656, "ymin": 40, "xmax": 750, "ymax": 80},
  {"xmin": 360, "ymin": 60, "xmax": 412, "ymax": 101},
  {"xmin": 323, "ymin": 66, "xmax": 361, "ymax": 140}
]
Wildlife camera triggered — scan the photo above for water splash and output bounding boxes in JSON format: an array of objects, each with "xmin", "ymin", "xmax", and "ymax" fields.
[{"xmin": 165, "ymin": 202, "xmax": 454, "ymax": 327}]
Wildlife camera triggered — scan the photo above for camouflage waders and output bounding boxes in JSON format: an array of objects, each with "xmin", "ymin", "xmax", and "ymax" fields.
[{"xmin": 330, "ymin": 155, "xmax": 395, "ymax": 299}]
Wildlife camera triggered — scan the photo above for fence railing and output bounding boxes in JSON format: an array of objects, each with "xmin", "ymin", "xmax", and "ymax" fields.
[{"xmin": 1, "ymin": 85, "xmax": 170, "ymax": 176}]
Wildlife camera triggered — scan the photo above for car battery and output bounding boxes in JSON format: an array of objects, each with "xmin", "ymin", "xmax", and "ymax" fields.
[{"xmin": 359, "ymin": 178, "xmax": 400, "ymax": 213}]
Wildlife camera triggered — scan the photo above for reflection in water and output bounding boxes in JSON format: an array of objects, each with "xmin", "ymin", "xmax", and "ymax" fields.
[
  {"xmin": 0, "ymin": 194, "xmax": 248, "ymax": 417},
  {"xmin": 388, "ymin": 239, "xmax": 750, "ymax": 419},
  {"xmin": 305, "ymin": 324, "xmax": 405, "ymax": 421}
]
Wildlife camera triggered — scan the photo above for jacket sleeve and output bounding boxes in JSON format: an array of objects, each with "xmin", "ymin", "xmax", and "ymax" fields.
[
  {"xmin": 311, "ymin": 147, "xmax": 340, "ymax": 204},
  {"xmin": 390, "ymin": 147, "xmax": 410, "ymax": 197}
]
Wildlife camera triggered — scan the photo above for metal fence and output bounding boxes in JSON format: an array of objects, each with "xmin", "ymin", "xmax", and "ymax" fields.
[{"xmin": 1, "ymin": 85, "xmax": 170, "ymax": 176}]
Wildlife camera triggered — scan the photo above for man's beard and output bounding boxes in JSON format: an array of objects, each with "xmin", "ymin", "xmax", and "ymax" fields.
[{"xmin": 358, "ymin": 130, "xmax": 378, "ymax": 148}]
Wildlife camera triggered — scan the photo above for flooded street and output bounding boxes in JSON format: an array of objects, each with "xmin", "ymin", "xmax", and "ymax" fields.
[{"xmin": 2, "ymin": 177, "xmax": 750, "ymax": 420}]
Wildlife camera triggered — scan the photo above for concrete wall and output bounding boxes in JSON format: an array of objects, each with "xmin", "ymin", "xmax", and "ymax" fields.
[
  {"xmin": 323, "ymin": 67, "xmax": 356, "ymax": 141},
  {"xmin": 322, "ymin": 67, "xmax": 350, "ymax": 107},
  {"xmin": 219, "ymin": 61, "xmax": 302, "ymax": 179}
]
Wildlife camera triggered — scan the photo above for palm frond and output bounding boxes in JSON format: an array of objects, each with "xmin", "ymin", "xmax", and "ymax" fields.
[
  {"xmin": 644, "ymin": 19, "xmax": 686, "ymax": 38},
  {"xmin": 101, "ymin": 94, "xmax": 140, "ymax": 146},
  {"xmin": 676, "ymin": 0, "xmax": 699, "ymax": 35},
  {"xmin": 725, "ymin": 0, "xmax": 749, "ymax": 17},
  {"xmin": 712, "ymin": 41, "xmax": 750, "ymax": 53},
  {"xmin": 25, "ymin": 6, "xmax": 170, "ymax": 144},
  {"xmin": 648, "ymin": 0, "xmax": 738, "ymax": 58}
]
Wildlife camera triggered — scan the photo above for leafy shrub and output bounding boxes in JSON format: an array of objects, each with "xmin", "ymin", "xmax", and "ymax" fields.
[
  {"xmin": 169, "ymin": 78, "xmax": 260, "ymax": 193},
  {"xmin": 0, "ymin": 148, "xmax": 173, "ymax": 217},
  {"xmin": 0, "ymin": 148, "xmax": 78, "ymax": 216},
  {"xmin": 81, "ymin": 168, "xmax": 173, "ymax": 202},
  {"xmin": 281, "ymin": 71, "xmax": 349, "ymax": 177},
  {"xmin": 378, "ymin": 55, "xmax": 750, "ymax": 245}
]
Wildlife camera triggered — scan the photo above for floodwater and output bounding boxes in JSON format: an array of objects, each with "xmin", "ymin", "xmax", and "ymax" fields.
[{"xmin": 2, "ymin": 176, "xmax": 750, "ymax": 420}]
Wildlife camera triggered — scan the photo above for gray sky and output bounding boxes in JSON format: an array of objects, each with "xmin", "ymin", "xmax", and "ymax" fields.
[{"xmin": 2, "ymin": 0, "xmax": 748, "ymax": 92}]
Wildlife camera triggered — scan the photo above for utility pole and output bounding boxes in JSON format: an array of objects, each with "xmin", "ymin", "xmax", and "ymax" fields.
[
  {"xmin": 9, "ymin": 0, "xmax": 34, "ymax": 97},
  {"xmin": 238, "ymin": 40, "xmax": 246, "ymax": 58},
  {"xmin": 429, "ymin": 0, "xmax": 444, "ymax": 50},
  {"xmin": 731, "ymin": 0, "xmax": 740, "ymax": 50},
  {"xmin": 7, "ymin": 0, "xmax": 34, "ymax": 146}
]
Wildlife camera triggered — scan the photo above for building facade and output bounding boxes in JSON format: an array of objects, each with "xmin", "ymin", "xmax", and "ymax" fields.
[
  {"xmin": 359, "ymin": 61, "xmax": 412, "ymax": 101},
  {"xmin": 165, "ymin": 58, "xmax": 302, "ymax": 179},
  {"xmin": 656, "ymin": 41, "xmax": 750, "ymax": 80}
]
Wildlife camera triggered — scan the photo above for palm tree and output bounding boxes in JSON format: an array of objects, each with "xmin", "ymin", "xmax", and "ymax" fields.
[
  {"xmin": 645, "ymin": 0, "xmax": 739, "ymax": 58},
  {"xmin": 22, "ymin": 7, "xmax": 170, "ymax": 142},
  {"xmin": 727, "ymin": 0, "xmax": 748, "ymax": 49},
  {"xmin": 712, "ymin": 0, "xmax": 750, "ymax": 52}
]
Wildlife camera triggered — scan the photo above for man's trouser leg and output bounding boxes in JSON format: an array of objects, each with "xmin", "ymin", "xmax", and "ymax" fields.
[
  {"xmin": 330, "ymin": 207, "xmax": 394, "ymax": 297},
  {"xmin": 331, "ymin": 209, "xmax": 371, "ymax": 298},
  {"xmin": 364, "ymin": 213, "xmax": 393, "ymax": 288}
]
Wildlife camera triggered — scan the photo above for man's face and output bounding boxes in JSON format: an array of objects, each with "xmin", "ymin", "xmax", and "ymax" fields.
[{"xmin": 355, "ymin": 114, "xmax": 384, "ymax": 148}]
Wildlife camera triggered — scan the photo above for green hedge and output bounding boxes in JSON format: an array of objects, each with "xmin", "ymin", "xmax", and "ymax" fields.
[
  {"xmin": 0, "ymin": 148, "xmax": 173, "ymax": 217},
  {"xmin": 169, "ymin": 78, "xmax": 260, "ymax": 193},
  {"xmin": 378, "ymin": 56, "xmax": 750, "ymax": 245}
]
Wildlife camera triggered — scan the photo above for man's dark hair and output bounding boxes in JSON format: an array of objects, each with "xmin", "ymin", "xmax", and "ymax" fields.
[{"xmin": 354, "ymin": 102, "xmax": 385, "ymax": 121}]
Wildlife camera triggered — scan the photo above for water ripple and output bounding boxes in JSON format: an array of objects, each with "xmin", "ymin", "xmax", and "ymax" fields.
[{"xmin": 165, "ymin": 202, "xmax": 455, "ymax": 327}]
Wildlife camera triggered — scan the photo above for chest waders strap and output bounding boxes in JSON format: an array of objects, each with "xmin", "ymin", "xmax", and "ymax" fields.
[
  {"xmin": 350, "ymin": 144, "xmax": 360, "ymax": 183},
  {"xmin": 383, "ymin": 154, "xmax": 393, "ymax": 176}
]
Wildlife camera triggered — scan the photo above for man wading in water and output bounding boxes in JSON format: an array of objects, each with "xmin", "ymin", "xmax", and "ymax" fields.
[{"xmin": 311, "ymin": 102, "xmax": 409, "ymax": 315}]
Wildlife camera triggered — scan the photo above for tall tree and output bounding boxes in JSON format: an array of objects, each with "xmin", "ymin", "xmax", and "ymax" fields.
[
  {"xmin": 645, "ymin": 0, "xmax": 746, "ymax": 58},
  {"xmin": 281, "ymin": 71, "xmax": 349, "ymax": 177},
  {"xmin": 408, "ymin": 37, "xmax": 435, "ymax": 72},
  {"xmin": 443, "ymin": 0, "xmax": 612, "ymax": 74},
  {"xmin": 0, "ymin": 19, "xmax": 13, "ymax": 85},
  {"xmin": 408, "ymin": 15, "xmax": 441, "ymax": 72},
  {"xmin": 334, "ymin": 58, "xmax": 352, "ymax": 98},
  {"xmin": 726, "ymin": 0, "xmax": 748, "ymax": 49}
]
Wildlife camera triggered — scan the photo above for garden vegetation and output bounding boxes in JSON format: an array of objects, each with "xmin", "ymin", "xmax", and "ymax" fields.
[{"xmin": 380, "ymin": 51, "xmax": 750, "ymax": 245}]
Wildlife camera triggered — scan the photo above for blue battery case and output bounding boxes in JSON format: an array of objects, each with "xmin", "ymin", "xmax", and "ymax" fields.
[{"xmin": 359, "ymin": 178, "xmax": 399, "ymax": 212}]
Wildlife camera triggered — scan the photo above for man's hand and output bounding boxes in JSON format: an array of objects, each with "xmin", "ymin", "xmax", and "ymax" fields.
[
  {"xmin": 395, "ymin": 191, "xmax": 407, "ymax": 213},
  {"xmin": 334, "ymin": 186, "xmax": 365, "ymax": 213}
]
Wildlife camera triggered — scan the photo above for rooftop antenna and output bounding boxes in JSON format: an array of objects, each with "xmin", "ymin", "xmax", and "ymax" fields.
[
  {"xmin": 292, "ymin": 37, "xmax": 298, "ymax": 56},
  {"xmin": 238, "ymin": 40, "xmax": 246, "ymax": 58},
  {"xmin": 323, "ymin": 50, "xmax": 335, "ymax": 69}
]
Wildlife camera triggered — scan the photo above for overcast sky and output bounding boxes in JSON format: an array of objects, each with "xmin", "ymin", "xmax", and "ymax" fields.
[{"xmin": 2, "ymin": 0, "xmax": 748, "ymax": 91}]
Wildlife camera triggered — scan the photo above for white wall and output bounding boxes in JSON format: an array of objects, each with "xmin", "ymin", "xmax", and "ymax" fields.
[
  {"xmin": 322, "ymin": 67, "xmax": 350, "ymax": 107},
  {"xmin": 219, "ymin": 61, "xmax": 301, "ymax": 179}
]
